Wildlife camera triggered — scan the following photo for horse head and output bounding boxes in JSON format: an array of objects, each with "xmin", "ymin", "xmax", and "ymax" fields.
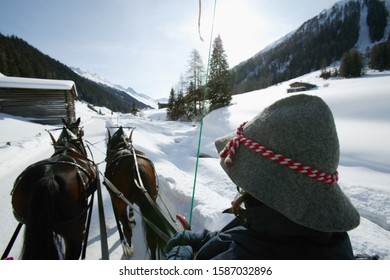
[
  {"xmin": 62, "ymin": 117, "xmax": 84, "ymax": 139},
  {"xmin": 105, "ymin": 126, "xmax": 133, "ymax": 163},
  {"xmin": 55, "ymin": 127, "xmax": 87, "ymax": 156}
]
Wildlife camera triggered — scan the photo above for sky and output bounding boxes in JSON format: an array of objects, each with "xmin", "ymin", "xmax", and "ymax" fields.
[{"xmin": 0, "ymin": 0, "xmax": 340, "ymax": 98}]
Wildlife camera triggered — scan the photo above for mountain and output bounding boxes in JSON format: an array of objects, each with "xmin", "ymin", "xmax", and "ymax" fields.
[
  {"xmin": 231, "ymin": 0, "xmax": 390, "ymax": 94},
  {"xmin": 71, "ymin": 67, "xmax": 158, "ymax": 109},
  {"xmin": 0, "ymin": 33, "xmax": 152, "ymax": 112}
]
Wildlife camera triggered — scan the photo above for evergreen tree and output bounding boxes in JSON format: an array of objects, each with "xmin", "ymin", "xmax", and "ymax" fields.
[
  {"xmin": 370, "ymin": 37, "xmax": 390, "ymax": 70},
  {"xmin": 186, "ymin": 81, "xmax": 197, "ymax": 118},
  {"xmin": 208, "ymin": 35, "xmax": 232, "ymax": 111},
  {"xmin": 168, "ymin": 74, "xmax": 188, "ymax": 120},
  {"xmin": 340, "ymin": 48, "xmax": 363, "ymax": 78},
  {"xmin": 176, "ymin": 91, "xmax": 186, "ymax": 121},
  {"xmin": 167, "ymin": 87, "xmax": 176, "ymax": 120},
  {"xmin": 186, "ymin": 49, "xmax": 204, "ymax": 117},
  {"xmin": 386, "ymin": 38, "xmax": 390, "ymax": 69},
  {"xmin": 130, "ymin": 102, "xmax": 139, "ymax": 116},
  {"xmin": 350, "ymin": 49, "xmax": 363, "ymax": 77},
  {"xmin": 366, "ymin": 0, "xmax": 389, "ymax": 42}
]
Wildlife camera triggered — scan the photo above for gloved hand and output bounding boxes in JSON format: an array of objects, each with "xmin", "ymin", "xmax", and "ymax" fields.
[
  {"xmin": 165, "ymin": 230, "xmax": 211, "ymax": 254},
  {"xmin": 166, "ymin": 245, "xmax": 193, "ymax": 260}
]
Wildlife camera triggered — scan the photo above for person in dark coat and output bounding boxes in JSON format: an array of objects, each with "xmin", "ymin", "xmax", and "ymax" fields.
[{"xmin": 165, "ymin": 94, "xmax": 360, "ymax": 260}]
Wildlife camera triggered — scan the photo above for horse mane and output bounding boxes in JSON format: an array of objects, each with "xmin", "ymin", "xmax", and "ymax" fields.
[{"xmin": 20, "ymin": 168, "xmax": 62, "ymax": 260}]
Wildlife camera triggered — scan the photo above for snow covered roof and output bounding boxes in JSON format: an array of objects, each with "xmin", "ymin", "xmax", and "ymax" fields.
[
  {"xmin": 0, "ymin": 73, "xmax": 78, "ymax": 124},
  {"xmin": 0, "ymin": 74, "xmax": 78, "ymax": 96}
]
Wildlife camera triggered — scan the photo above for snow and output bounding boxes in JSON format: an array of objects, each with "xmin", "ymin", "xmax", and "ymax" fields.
[
  {"xmin": 1, "ymin": 69, "xmax": 390, "ymax": 261},
  {"xmin": 0, "ymin": 75, "xmax": 76, "ymax": 91},
  {"xmin": 355, "ymin": 3, "xmax": 371, "ymax": 52},
  {"xmin": 71, "ymin": 67, "xmax": 159, "ymax": 109}
]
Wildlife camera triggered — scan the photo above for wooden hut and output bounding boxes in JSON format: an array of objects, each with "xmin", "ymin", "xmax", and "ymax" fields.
[
  {"xmin": 0, "ymin": 74, "xmax": 78, "ymax": 125},
  {"xmin": 287, "ymin": 82, "xmax": 317, "ymax": 93},
  {"xmin": 158, "ymin": 102, "xmax": 169, "ymax": 109}
]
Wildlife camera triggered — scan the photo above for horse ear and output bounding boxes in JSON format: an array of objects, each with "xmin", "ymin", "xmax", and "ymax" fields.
[
  {"xmin": 75, "ymin": 117, "xmax": 81, "ymax": 126},
  {"xmin": 107, "ymin": 128, "xmax": 111, "ymax": 143},
  {"xmin": 61, "ymin": 118, "xmax": 68, "ymax": 126},
  {"xmin": 47, "ymin": 131, "xmax": 56, "ymax": 145},
  {"xmin": 129, "ymin": 128, "xmax": 135, "ymax": 141}
]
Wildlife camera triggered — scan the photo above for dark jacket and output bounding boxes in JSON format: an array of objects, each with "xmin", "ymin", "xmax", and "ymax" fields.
[{"xmin": 195, "ymin": 205, "xmax": 355, "ymax": 260}]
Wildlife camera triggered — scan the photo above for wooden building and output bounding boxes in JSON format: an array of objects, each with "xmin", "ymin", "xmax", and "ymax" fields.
[
  {"xmin": 287, "ymin": 82, "xmax": 317, "ymax": 93},
  {"xmin": 0, "ymin": 74, "xmax": 78, "ymax": 125},
  {"xmin": 158, "ymin": 102, "xmax": 169, "ymax": 109}
]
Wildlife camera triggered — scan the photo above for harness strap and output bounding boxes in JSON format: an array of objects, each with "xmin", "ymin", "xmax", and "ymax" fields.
[
  {"xmin": 81, "ymin": 191, "xmax": 95, "ymax": 260},
  {"xmin": 103, "ymin": 176, "xmax": 175, "ymax": 243},
  {"xmin": 1, "ymin": 222, "xmax": 23, "ymax": 260},
  {"xmin": 130, "ymin": 146, "xmax": 177, "ymax": 235},
  {"xmin": 54, "ymin": 159, "xmax": 98, "ymax": 195},
  {"xmin": 106, "ymin": 153, "xmax": 159, "ymax": 199},
  {"xmin": 12, "ymin": 159, "xmax": 97, "ymax": 198},
  {"xmin": 94, "ymin": 168, "xmax": 109, "ymax": 260}
]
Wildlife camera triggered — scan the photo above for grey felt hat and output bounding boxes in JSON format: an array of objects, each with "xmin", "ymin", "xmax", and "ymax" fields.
[{"xmin": 215, "ymin": 94, "xmax": 360, "ymax": 232}]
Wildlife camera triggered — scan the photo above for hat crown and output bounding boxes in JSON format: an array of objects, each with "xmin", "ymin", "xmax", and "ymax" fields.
[{"xmin": 244, "ymin": 94, "xmax": 339, "ymax": 174}]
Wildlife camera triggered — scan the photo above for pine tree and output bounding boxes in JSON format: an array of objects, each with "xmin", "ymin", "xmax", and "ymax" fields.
[
  {"xmin": 349, "ymin": 49, "xmax": 363, "ymax": 77},
  {"xmin": 386, "ymin": 38, "xmax": 390, "ymax": 69},
  {"xmin": 167, "ymin": 87, "xmax": 176, "ymax": 120},
  {"xmin": 370, "ymin": 37, "xmax": 390, "ymax": 70},
  {"xmin": 367, "ymin": 0, "xmax": 389, "ymax": 42},
  {"xmin": 186, "ymin": 49, "xmax": 204, "ymax": 117},
  {"xmin": 187, "ymin": 81, "xmax": 197, "ymax": 118},
  {"xmin": 130, "ymin": 102, "xmax": 139, "ymax": 116},
  {"xmin": 176, "ymin": 91, "xmax": 186, "ymax": 121},
  {"xmin": 208, "ymin": 35, "xmax": 232, "ymax": 111},
  {"xmin": 340, "ymin": 49, "xmax": 363, "ymax": 78}
]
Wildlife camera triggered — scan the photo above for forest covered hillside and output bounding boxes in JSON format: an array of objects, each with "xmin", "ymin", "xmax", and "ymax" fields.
[
  {"xmin": 231, "ymin": 0, "xmax": 390, "ymax": 94},
  {"xmin": 0, "ymin": 33, "xmax": 151, "ymax": 112}
]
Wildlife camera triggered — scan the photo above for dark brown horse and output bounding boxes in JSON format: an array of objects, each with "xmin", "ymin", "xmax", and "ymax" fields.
[
  {"xmin": 104, "ymin": 127, "xmax": 177, "ymax": 259},
  {"xmin": 11, "ymin": 119, "xmax": 98, "ymax": 259}
]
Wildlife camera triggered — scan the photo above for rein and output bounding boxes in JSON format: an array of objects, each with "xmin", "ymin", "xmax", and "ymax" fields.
[
  {"xmin": 190, "ymin": 0, "xmax": 218, "ymax": 226},
  {"xmin": 129, "ymin": 145, "xmax": 177, "ymax": 238},
  {"xmin": 103, "ymin": 175, "xmax": 175, "ymax": 243},
  {"xmin": 1, "ymin": 223, "xmax": 23, "ymax": 260},
  {"xmin": 77, "ymin": 139, "xmax": 109, "ymax": 259}
]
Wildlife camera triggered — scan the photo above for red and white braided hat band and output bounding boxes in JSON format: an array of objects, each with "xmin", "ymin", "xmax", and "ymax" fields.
[{"xmin": 219, "ymin": 122, "xmax": 339, "ymax": 185}]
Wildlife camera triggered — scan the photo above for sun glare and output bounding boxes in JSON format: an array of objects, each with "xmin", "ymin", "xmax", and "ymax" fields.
[{"xmin": 213, "ymin": 0, "xmax": 266, "ymax": 65}]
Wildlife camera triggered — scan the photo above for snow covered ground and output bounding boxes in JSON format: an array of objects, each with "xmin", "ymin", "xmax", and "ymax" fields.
[{"xmin": 0, "ymin": 70, "xmax": 389, "ymax": 261}]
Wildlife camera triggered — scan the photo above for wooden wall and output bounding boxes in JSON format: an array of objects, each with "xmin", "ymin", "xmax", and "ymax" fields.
[{"xmin": 0, "ymin": 88, "xmax": 76, "ymax": 125}]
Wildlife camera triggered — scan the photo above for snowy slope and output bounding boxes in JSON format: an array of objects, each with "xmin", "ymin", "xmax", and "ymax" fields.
[
  {"xmin": 71, "ymin": 67, "xmax": 159, "ymax": 109},
  {"xmin": 0, "ymin": 70, "xmax": 389, "ymax": 260}
]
